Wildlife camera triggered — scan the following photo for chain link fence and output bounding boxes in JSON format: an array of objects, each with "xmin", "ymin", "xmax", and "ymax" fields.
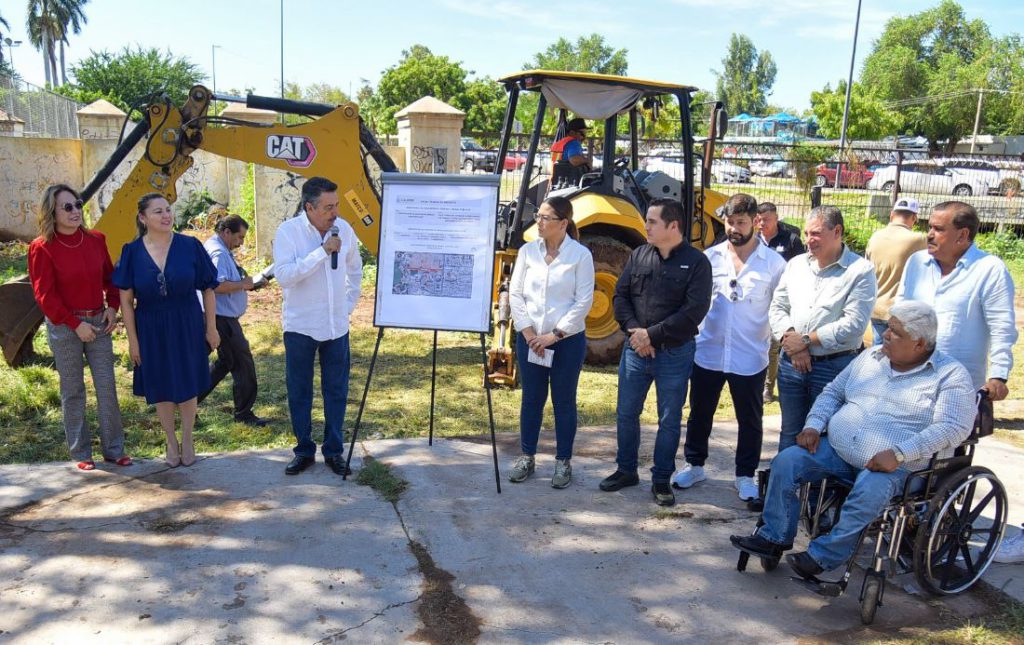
[{"xmin": 0, "ymin": 73, "xmax": 82, "ymax": 139}]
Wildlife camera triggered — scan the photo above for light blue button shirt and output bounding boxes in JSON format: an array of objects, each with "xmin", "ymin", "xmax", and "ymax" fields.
[
  {"xmin": 204, "ymin": 235, "xmax": 248, "ymax": 318},
  {"xmin": 805, "ymin": 348, "xmax": 976, "ymax": 471},
  {"xmin": 897, "ymin": 244, "xmax": 1017, "ymax": 388}
]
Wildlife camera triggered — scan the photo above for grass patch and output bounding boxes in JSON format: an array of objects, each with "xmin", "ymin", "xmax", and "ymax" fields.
[
  {"xmin": 870, "ymin": 598, "xmax": 1024, "ymax": 645},
  {"xmin": 1, "ymin": 241, "xmax": 28, "ymax": 283},
  {"xmin": 355, "ymin": 456, "xmax": 408, "ymax": 503}
]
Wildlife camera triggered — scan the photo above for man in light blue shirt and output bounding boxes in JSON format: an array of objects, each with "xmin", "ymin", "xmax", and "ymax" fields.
[
  {"xmin": 898, "ymin": 201, "xmax": 1017, "ymax": 399},
  {"xmin": 732, "ymin": 301, "xmax": 976, "ymax": 577},
  {"xmin": 197, "ymin": 215, "xmax": 266, "ymax": 427}
]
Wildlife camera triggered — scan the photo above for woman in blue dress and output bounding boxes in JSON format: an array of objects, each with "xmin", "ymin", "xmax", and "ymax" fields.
[{"xmin": 113, "ymin": 193, "xmax": 220, "ymax": 467}]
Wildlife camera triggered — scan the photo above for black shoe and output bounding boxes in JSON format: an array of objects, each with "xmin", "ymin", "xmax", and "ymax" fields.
[
  {"xmin": 651, "ymin": 482, "xmax": 676, "ymax": 506},
  {"xmin": 599, "ymin": 470, "xmax": 640, "ymax": 492},
  {"xmin": 730, "ymin": 533, "xmax": 793, "ymax": 559},
  {"xmin": 787, "ymin": 551, "xmax": 824, "ymax": 580},
  {"xmin": 236, "ymin": 413, "xmax": 269, "ymax": 428},
  {"xmin": 285, "ymin": 455, "xmax": 315, "ymax": 475},
  {"xmin": 324, "ymin": 456, "xmax": 351, "ymax": 477}
]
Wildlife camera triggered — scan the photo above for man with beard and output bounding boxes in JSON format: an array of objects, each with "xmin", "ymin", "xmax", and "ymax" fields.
[{"xmin": 672, "ymin": 194, "xmax": 787, "ymax": 501}]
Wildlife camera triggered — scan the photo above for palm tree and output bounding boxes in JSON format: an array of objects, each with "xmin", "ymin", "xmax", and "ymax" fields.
[
  {"xmin": 26, "ymin": 0, "xmax": 88, "ymax": 86},
  {"xmin": 0, "ymin": 12, "xmax": 10, "ymax": 70}
]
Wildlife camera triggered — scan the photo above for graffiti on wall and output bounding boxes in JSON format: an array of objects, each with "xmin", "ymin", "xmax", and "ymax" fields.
[{"xmin": 411, "ymin": 146, "xmax": 447, "ymax": 173}]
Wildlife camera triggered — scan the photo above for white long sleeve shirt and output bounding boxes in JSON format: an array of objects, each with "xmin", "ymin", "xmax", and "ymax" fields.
[
  {"xmin": 695, "ymin": 241, "xmax": 787, "ymax": 375},
  {"xmin": 509, "ymin": 236, "xmax": 595, "ymax": 337},
  {"xmin": 273, "ymin": 212, "xmax": 362, "ymax": 341}
]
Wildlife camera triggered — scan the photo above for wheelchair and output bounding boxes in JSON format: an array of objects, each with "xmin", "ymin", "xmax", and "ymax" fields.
[{"xmin": 736, "ymin": 392, "xmax": 1008, "ymax": 625}]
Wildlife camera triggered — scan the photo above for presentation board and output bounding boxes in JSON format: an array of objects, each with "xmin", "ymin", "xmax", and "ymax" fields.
[{"xmin": 374, "ymin": 173, "xmax": 501, "ymax": 333}]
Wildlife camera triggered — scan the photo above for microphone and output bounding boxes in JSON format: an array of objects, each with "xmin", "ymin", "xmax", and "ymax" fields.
[{"xmin": 329, "ymin": 225, "xmax": 339, "ymax": 270}]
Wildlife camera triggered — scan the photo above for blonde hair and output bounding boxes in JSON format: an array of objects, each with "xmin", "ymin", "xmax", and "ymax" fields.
[{"xmin": 37, "ymin": 184, "xmax": 85, "ymax": 242}]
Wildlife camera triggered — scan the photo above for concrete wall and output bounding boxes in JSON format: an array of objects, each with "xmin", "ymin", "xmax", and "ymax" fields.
[{"xmin": 0, "ymin": 137, "xmax": 82, "ymax": 240}]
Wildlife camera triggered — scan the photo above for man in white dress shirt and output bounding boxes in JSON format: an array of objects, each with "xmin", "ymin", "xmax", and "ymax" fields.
[
  {"xmin": 273, "ymin": 177, "xmax": 362, "ymax": 477},
  {"xmin": 672, "ymin": 194, "xmax": 786, "ymax": 501}
]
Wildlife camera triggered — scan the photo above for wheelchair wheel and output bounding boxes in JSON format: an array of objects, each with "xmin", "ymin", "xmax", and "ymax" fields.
[
  {"xmin": 860, "ymin": 575, "xmax": 882, "ymax": 625},
  {"xmin": 913, "ymin": 466, "xmax": 1007, "ymax": 595}
]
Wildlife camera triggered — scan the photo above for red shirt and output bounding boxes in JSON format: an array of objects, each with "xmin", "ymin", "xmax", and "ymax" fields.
[{"xmin": 28, "ymin": 229, "xmax": 119, "ymax": 329}]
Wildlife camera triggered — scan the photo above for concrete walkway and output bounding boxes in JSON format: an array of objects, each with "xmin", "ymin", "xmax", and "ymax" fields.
[{"xmin": 0, "ymin": 417, "xmax": 1021, "ymax": 644}]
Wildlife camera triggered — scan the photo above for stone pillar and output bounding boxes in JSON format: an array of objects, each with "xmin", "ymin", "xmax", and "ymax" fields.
[
  {"xmin": 0, "ymin": 109, "xmax": 25, "ymax": 137},
  {"xmin": 395, "ymin": 96, "xmax": 465, "ymax": 174}
]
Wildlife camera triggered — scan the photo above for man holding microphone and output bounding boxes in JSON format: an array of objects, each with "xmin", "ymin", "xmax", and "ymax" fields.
[{"xmin": 273, "ymin": 177, "xmax": 362, "ymax": 476}]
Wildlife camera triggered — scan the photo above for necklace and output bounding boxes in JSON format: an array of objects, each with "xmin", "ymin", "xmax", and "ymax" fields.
[{"xmin": 55, "ymin": 229, "xmax": 85, "ymax": 249}]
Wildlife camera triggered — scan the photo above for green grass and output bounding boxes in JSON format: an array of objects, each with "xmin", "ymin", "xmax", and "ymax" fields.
[
  {"xmin": 1, "ymin": 241, "xmax": 28, "ymax": 283},
  {"xmin": 355, "ymin": 456, "xmax": 409, "ymax": 503},
  {"xmin": 870, "ymin": 598, "xmax": 1024, "ymax": 645}
]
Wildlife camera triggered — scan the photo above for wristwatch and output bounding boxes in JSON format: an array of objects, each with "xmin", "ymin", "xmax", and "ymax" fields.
[
  {"xmin": 893, "ymin": 447, "xmax": 906, "ymax": 464},
  {"xmin": 801, "ymin": 333, "xmax": 812, "ymax": 347},
  {"xmin": 553, "ymin": 328, "xmax": 567, "ymax": 340}
]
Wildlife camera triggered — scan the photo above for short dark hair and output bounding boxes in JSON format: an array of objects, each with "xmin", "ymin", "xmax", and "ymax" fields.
[
  {"xmin": 933, "ymin": 200, "xmax": 980, "ymax": 240},
  {"xmin": 808, "ymin": 205, "xmax": 844, "ymax": 235},
  {"xmin": 649, "ymin": 198, "xmax": 685, "ymax": 230},
  {"xmin": 215, "ymin": 214, "xmax": 249, "ymax": 234},
  {"xmin": 757, "ymin": 201, "xmax": 778, "ymax": 216},
  {"xmin": 299, "ymin": 176, "xmax": 338, "ymax": 213},
  {"xmin": 724, "ymin": 193, "xmax": 758, "ymax": 218}
]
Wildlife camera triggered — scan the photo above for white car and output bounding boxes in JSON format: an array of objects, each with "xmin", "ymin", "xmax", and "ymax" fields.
[
  {"xmin": 711, "ymin": 160, "xmax": 752, "ymax": 183},
  {"xmin": 867, "ymin": 162, "xmax": 989, "ymax": 197},
  {"xmin": 750, "ymin": 159, "xmax": 789, "ymax": 177},
  {"xmin": 936, "ymin": 158, "xmax": 1003, "ymax": 195}
]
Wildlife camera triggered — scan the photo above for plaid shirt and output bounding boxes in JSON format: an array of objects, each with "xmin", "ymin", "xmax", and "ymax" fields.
[{"xmin": 804, "ymin": 348, "xmax": 976, "ymax": 471}]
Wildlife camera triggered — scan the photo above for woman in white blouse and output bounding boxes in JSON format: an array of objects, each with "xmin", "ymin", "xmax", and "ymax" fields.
[{"xmin": 507, "ymin": 196, "xmax": 595, "ymax": 488}]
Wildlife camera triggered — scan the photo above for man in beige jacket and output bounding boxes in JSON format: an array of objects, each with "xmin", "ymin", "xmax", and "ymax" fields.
[{"xmin": 865, "ymin": 197, "xmax": 927, "ymax": 345}]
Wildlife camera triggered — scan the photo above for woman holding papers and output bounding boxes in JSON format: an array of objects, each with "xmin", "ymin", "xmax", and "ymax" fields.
[{"xmin": 507, "ymin": 196, "xmax": 595, "ymax": 489}]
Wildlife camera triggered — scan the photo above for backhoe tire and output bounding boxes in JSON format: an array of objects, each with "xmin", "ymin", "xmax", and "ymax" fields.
[{"xmin": 581, "ymin": 235, "xmax": 632, "ymax": 366}]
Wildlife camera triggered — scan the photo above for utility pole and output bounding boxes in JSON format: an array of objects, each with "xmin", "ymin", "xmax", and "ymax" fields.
[
  {"xmin": 836, "ymin": 0, "xmax": 863, "ymax": 189},
  {"xmin": 211, "ymin": 45, "xmax": 221, "ymax": 96},
  {"xmin": 970, "ymin": 89, "xmax": 985, "ymax": 153}
]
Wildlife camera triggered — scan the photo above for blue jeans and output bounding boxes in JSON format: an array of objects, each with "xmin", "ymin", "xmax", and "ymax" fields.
[
  {"xmin": 758, "ymin": 437, "xmax": 909, "ymax": 570},
  {"xmin": 517, "ymin": 331, "xmax": 587, "ymax": 460},
  {"xmin": 283, "ymin": 331, "xmax": 350, "ymax": 459},
  {"xmin": 777, "ymin": 352, "xmax": 857, "ymax": 450},
  {"xmin": 871, "ymin": 318, "xmax": 888, "ymax": 347},
  {"xmin": 615, "ymin": 341, "xmax": 695, "ymax": 483}
]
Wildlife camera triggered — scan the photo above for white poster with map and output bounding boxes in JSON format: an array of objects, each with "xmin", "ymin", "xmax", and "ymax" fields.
[{"xmin": 374, "ymin": 173, "xmax": 500, "ymax": 332}]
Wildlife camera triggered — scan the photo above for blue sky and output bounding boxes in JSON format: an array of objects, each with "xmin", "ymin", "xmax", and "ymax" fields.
[{"xmin": 2, "ymin": 0, "xmax": 1020, "ymax": 112}]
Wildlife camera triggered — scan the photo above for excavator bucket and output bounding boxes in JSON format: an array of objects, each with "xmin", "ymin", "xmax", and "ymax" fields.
[{"xmin": 0, "ymin": 276, "xmax": 43, "ymax": 367}]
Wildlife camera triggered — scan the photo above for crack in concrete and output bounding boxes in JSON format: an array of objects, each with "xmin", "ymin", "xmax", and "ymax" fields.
[
  {"xmin": 0, "ymin": 519, "xmax": 131, "ymax": 534},
  {"xmin": 312, "ymin": 595, "xmax": 423, "ymax": 644}
]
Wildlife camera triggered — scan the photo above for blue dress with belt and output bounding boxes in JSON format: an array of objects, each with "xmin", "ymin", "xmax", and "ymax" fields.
[{"xmin": 112, "ymin": 234, "xmax": 219, "ymax": 404}]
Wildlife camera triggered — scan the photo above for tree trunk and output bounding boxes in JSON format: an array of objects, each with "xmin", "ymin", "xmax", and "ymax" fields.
[
  {"xmin": 42, "ymin": 36, "xmax": 51, "ymax": 86},
  {"xmin": 48, "ymin": 37, "xmax": 58, "ymax": 87},
  {"xmin": 59, "ymin": 40, "xmax": 66, "ymax": 85}
]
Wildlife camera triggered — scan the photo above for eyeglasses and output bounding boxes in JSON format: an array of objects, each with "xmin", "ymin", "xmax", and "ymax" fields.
[
  {"xmin": 157, "ymin": 271, "xmax": 167, "ymax": 297},
  {"xmin": 60, "ymin": 200, "xmax": 84, "ymax": 213},
  {"xmin": 728, "ymin": 278, "xmax": 743, "ymax": 302},
  {"xmin": 537, "ymin": 216, "xmax": 564, "ymax": 223}
]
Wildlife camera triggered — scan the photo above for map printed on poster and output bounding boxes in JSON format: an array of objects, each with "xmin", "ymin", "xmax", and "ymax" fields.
[{"xmin": 374, "ymin": 173, "xmax": 500, "ymax": 332}]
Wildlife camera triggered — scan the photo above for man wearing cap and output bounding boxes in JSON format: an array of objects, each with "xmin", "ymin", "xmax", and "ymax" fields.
[
  {"xmin": 865, "ymin": 198, "xmax": 926, "ymax": 345},
  {"xmin": 551, "ymin": 117, "xmax": 591, "ymax": 174}
]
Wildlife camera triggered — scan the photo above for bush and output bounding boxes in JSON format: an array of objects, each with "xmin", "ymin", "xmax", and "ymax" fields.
[
  {"xmin": 977, "ymin": 231, "xmax": 1024, "ymax": 261},
  {"xmin": 786, "ymin": 143, "xmax": 833, "ymax": 194},
  {"xmin": 173, "ymin": 189, "xmax": 217, "ymax": 230}
]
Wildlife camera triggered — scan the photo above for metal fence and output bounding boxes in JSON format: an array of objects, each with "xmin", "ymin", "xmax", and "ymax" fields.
[
  {"xmin": 0, "ymin": 73, "xmax": 82, "ymax": 139},
  {"xmin": 461, "ymin": 133, "xmax": 1024, "ymax": 231}
]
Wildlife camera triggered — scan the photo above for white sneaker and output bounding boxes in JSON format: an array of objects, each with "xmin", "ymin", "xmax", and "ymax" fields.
[
  {"xmin": 671, "ymin": 464, "xmax": 706, "ymax": 489},
  {"xmin": 994, "ymin": 526, "xmax": 1024, "ymax": 564},
  {"xmin": 735, "ymin": 476, "xmax": 759, "ymax": 501}
]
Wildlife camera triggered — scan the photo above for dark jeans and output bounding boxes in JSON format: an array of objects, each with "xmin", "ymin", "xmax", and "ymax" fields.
[
  {"xmin": 198, "ymin": 316, "xmax": 257, "ymax": 418},
  {"xmin": 871, "ymin": 318, "xmax": 888, "ymax": 347},
  {"xmin": 684, "ymin": 364, "xmax": 767, "ymax": 477},
  {"xmin": 283, "ymin": 331, "xmax": 350, "ymax": 459},
  {"xmin": 777, "ymin": 351, "xmax": 857, "ymax": 450},
  {"xmin": 516, "ymin": 331, "xmax": 588, "ymax": 460},
  {"xmin": 615, "ymin": 341, "xmax": 695, "ymax": 483}
]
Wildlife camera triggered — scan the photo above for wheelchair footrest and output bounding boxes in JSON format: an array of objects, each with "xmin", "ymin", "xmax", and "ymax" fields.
[{"xmin": 790, "ymin": 576, "xmax": 845, "ymax": 598}]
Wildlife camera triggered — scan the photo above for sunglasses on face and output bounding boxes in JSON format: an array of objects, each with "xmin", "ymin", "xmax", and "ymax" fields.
[{"xmin": 60, "ymin": 200, "xmax": 84, "ymax": 213}]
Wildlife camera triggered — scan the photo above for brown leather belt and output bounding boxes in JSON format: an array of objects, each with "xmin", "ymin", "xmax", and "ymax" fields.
[{"xmin": 71, "ymin": 308, "xmax": 105, "ymax": 317}]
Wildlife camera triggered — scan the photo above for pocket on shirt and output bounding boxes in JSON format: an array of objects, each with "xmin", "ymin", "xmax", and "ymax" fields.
[{"xmin": 630, "ymin": 268, "xmax": 652, "ymax": 297}]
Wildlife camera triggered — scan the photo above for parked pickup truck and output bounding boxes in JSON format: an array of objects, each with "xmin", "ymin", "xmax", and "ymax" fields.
[{"xmin": 460, "ymin": 137, "xmax": 497, "ymax": 172}]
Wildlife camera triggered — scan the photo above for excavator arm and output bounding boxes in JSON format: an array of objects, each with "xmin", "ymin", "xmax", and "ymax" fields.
[{"xmin": 0, "ymin": 85, "xmax": 396, "ymax": 366}]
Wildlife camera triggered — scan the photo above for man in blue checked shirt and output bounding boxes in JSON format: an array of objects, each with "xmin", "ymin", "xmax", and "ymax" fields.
[{"xmin": 731, "ymin": 300, "xmax": 976, "ymax": 579}]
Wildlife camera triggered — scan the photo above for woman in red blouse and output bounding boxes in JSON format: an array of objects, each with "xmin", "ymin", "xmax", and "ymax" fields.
[{"xmin": 28, "ymin": 184, "xmax": 131, "ymax": 471}]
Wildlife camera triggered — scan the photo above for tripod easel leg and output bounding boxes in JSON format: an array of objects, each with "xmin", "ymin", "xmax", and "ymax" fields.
[
  {"xmin": 429, "ymin": 330, "xmax": 438, "ymax": 446},
  {"xmin": 480, "ymin": 333, "xmax": 502, "ymax": 494},
  {"xmin": 343, "ymin": 326, "xmax": 385, "ymax": 480}
]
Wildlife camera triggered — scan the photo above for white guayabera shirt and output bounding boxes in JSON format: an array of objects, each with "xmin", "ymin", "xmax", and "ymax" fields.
[{"xmin": 273, "ymin": 211, "xmax": 362, "ymax": 342}]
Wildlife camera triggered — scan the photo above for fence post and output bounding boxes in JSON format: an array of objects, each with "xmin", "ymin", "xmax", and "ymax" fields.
[
  {"xmin": 891, "ymin": 150, "xmax": 903, "ymax": 204},
  {"xmin": 810, "ymin": 185, "xmax": 822, "ymax": 209}
]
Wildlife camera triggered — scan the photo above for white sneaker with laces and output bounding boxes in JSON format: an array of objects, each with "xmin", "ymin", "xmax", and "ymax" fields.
[
  {"xmin": 994, "ymin": 526, "xmax": 1024, "ymax": 564},
  {"xmin": 671, "ymin": 464, "xmax": 706, "ymax": 489},
  {"xmin": 735, "ymin": 476, "xmax": 759, "ymax": 501}
]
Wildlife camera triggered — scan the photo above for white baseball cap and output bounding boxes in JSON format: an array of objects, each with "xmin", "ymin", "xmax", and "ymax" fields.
[{"xmin": 893, "ymin": 197, "xmax": 920, "ymax": 214}]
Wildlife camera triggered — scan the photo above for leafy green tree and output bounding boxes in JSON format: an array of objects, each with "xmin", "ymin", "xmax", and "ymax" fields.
[
  {"xmin": 364, "ymin": 45, "xmax": 468, "ymax": 134},
  {"xmin": 524, "ymin": 34, "xmax": 628, "ymax": 75},
  {"xmin": 63, "ymin": 46, "xmax": 205, "ymax": 113},
  {"xmin": 810, "ymin": 81, "xmax": 900, "ymax": 140},
  {"xmin": 859, "ymin": 0, "xmax": 1021, "ymax": 150},
  {"xmin": 712, "ymin": 33, "xmax": 776, "ymax": 116},
  {"xmin": 457, "ymin": 77, "xmax": 505, "ymax": 133}
]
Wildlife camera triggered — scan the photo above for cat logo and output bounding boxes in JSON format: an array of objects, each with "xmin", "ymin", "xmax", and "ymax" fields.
[{"xmin": 266, "ymin": 135, "xmax": 317, "ymax": 168}]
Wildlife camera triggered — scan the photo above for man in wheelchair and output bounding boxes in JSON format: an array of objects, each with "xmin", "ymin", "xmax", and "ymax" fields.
[{"xmin": 731, "ymin": 300, "xmax": 976, "ymax": 580}]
